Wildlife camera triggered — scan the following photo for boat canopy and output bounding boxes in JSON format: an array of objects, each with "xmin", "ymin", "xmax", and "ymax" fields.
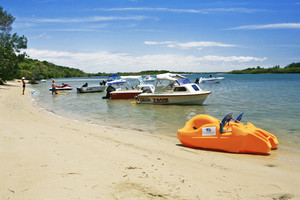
[
  {"xmin": 156, "ymin": 73, "xmax": 186, "ymax": 81},
  {"xmin": 109, "ymin": 75, "xmax": 119, "ymax": 78},
  {"xmin": 107, "ymin": 75, "xmax": 122, "ymax": 81},
  {"xmin": 118, "ymin": 75, "xmax": 149, "ymax": 88},
  {"xmin": 177, "ymin": 78, "xmax": 191, "ymax": 85}
]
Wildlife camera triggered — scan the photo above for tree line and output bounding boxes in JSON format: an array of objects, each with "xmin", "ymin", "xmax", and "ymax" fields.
[
  {"xmin": 89, "ymin": 70, "xmax": 173, "ymax": 77},
  {"xmin": 0, "ymin": 6, "xmax": 27, "ymax": 84},
  {"xmin": 0, "ymin": 6, "xmax": 87, "ymax": 84},
  {"xmin": 227, "ymin": 63, "xmax": 300, "ymax": 74},
  {"xmin": 20, "ymin": 58, "xmax": 87, "ymax": 80}
]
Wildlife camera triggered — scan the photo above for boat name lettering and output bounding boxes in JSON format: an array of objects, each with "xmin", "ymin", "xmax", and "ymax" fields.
[
  {"xmin": 153, "ymin": 98, "xmax": 169, "ymax": 103},
  {"xmin": 139, "ymin": 98, "xmax": 151, "ymax": 102}
]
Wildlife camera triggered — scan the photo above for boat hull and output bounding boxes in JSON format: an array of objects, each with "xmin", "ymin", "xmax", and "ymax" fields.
[
  {"xmin": 49, "ymin": 86, "xmax": 72, "ymax": 91},
  {"xmin": 200, "ymin": 77, "xmax": 224, "ymax": 84},
  {"xmin": 136, "ymin": 92, "xmax": 211, "ymax": 105},
  {"xmin": 76, "ymin": 86, "xmax": 106, "ymax": 93},
  {"xmin": 177, "ymin": 114, "xmax": 279, "ymax": 154},
  {"xmin": 106, "ymin": 80, "xmax": 126, "ymax": 85},
  {"xmin": 110, "ymin": 90, "xmax": 142, "ymax": 99},
  {"xmin": 143, "ymin": 79, "xmax": 155, "ymax": 82}
]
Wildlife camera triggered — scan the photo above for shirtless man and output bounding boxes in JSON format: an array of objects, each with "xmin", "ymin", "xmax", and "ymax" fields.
[{"xmin": 52, "ymin": 79, "xmax": 57, "ymax": 95}]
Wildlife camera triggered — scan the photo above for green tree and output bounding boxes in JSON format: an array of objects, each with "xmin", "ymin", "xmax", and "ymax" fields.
[{"xmin": 0, "ymin": 6, "xmax": 27, "ymax": 84}]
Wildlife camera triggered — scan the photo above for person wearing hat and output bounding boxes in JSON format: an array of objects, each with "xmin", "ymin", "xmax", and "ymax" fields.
[{"xmin": 21, "ymin": 77, "xmax": 26, "ymax": 95}]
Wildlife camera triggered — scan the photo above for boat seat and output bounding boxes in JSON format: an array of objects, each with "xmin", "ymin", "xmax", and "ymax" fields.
[{"xmin": 187, "ymin": 115, "xmax": 219, "ymax": 131}]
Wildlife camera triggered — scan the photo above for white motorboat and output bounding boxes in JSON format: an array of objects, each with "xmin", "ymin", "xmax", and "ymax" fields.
[
  {"xmin": 143, "ymin": 75, "xmax": 156, "ymax": 82},
  {"xmin": 105, "ymin": 75, "xmax": 126, "ymax": 85},
  {"xmin": 105, "ymin": 76, "xmax": 155, "ymax": 99},
  {"xmin": 199, "ymin": 76, "xmax": 224, "ymax": 84},
  {"xmin": 76, "ymin": 83, "xmax": 106, "ymax": 93},
  {"xmin": 136, "ymin": 73, "xmax": 211, "ymax": 105}
]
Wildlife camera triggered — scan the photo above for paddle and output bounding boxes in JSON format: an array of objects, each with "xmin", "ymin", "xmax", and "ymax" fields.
[{"xmin": 231, "ymin": 113, "xmax": 244, "ymax": 123}]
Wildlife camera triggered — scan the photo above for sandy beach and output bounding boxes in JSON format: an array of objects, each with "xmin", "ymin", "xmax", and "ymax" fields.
[{"xmin": 1, "ymin": 80, "xmax": 300, "ymax": 200}]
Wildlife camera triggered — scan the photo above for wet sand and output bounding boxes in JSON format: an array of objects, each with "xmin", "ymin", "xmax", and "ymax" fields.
[{"xmin": 1, "ymin": 80, "xmax": 300, "ymax": 199}]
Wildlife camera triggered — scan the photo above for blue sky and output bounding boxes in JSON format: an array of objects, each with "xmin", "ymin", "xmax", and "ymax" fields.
[{"xmin": 2, "ymin": 0, "xmax": 300, "ymax": 73}]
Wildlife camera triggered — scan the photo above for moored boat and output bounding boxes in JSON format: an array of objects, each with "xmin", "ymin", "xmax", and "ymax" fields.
[
  {"xmin": 198, "ymin": 76, "xmax": 224, "ymax": 84},
  {"xmin": 136, "ymin": 73, "xmax": 211, "ymax": 105},
  {"xmin": 49, "ymin": 83, "xmax": 72, "ymax": 91},
  {"xmin": 76, "ymin": 84, "xmax": 106, "ymax": 93},
  {"xmin": 143, "ymin": 75, "xmax": 156, "ymax": 82},
  {"xmin": 177, "ymin": 113, "xmax": 279, "ymax": 154},
  {"xmin": 105, "ymin": 76, "xmax": 155, "ymax": 99},
  {"xmin": 106, "ymin": 75, "xmax": 126, "ymax": 85}
]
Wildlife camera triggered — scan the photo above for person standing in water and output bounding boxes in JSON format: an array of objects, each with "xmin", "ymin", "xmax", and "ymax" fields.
[
  {"xmin": 21, "ymin": 77, "xmax": 26, "ymax": 95},
  {"xmin": 52, "ymin": 79, "xmax": 57, "ymax": 95}
]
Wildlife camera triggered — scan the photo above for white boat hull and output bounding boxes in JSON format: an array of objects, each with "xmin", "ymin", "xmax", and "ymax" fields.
[
  {"xmin": 143, "ymin": 79, "xmax": 155, "ymax": 82},
  {"xmin": 77, "ymin": 85, "xmax": 106, "ymax": 93},
  {"xmin": 106, "ymin": 80, "xmax": 126, "ymax": 85},
  {"xmin": 136, "ymin": 92, "xmax": 211, "ymax": 105},
  {"xmin": 200, "ymin": 77, "xmax": 224, "ymax": 84}
]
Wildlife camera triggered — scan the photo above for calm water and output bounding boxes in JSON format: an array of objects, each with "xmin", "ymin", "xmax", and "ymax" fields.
[{"xmin": 30, "ymin": 74, "xmax": 300, "ymax": 153}]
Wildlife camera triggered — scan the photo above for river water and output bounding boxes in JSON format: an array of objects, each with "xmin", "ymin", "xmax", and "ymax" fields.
[{"xmin": 30, "ymin": 74, "xmax": 300, "ymax": 154}]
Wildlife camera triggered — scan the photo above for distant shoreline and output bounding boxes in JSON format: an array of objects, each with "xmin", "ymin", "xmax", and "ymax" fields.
[{"xmin": 12, "ymin": 58, "xmax": 300, "ymax": 82}]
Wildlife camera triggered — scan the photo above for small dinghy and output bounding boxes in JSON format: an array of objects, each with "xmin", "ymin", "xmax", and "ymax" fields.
[
  {"xmin": 197, "ymin": 75, "xmax": 224, "ymax": 84},
  {"xmin": 143, "ymin": 75, "xmax": 156, "ymax": 82},
  {"xmin": 177, "ymin": 113, "xmax": 278, "ymax": 154},
  {"xmin": 76, "ymin": 82, "xmax": 106, "ymax": 93}
]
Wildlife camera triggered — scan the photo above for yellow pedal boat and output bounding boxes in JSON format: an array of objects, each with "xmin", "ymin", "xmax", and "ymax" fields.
[{"xmin": 177, "ymin": 113, "xmax": 279, "ymax": 154}]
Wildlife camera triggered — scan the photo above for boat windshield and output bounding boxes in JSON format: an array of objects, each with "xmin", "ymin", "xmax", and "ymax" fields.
[
  {"xmin": 192, "ymin": 85, "xmax": 200, "ymax": 91},
  {"xmin": 177, "ymin": 78, "xmax": 191, "ymax": 85},
  {"xmin": 107, "ymin": 75, "xmax": 119, "ymax": 81}
]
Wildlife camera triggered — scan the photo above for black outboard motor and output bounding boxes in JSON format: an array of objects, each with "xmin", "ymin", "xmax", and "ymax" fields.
[
  {"xmin": 100, "ymin": 80, "xmax": 106, "ymax": 85},
  {"xmin": 142, "ymin": 87, "xmax": 152, "ymax": 93},
  {"xmin": 102, "ymin": 85, "xmax": 116, "ymax": 99},
  {"xmin": 195, "ymin": 78, "xmax": 199, "ymax": 84}
]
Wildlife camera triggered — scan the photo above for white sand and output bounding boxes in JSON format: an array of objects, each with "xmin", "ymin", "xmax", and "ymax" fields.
[{"xmin": 1, "ymin": 80, "xmax": 300, "ymax": 200}]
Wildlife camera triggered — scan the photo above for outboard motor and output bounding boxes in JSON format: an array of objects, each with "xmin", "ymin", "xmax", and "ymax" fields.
[
  {"xmin": 142, "ymin": 87, "xmax": 151, "ymax": 93},
  {"xmin": 100, "ymin": 80, "xmax": 106, "ymax": 85},
  {"xmin": 102, "ymin": 85, "xmax": 116, "ymax": 99}
]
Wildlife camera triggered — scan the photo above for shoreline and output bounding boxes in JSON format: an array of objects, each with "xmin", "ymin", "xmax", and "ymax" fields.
[{"xmin": 1, "ymin": 80, "xmax": 300, "ymax": 199}]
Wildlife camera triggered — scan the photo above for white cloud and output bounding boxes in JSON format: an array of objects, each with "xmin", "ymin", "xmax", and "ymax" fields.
[
  {"xmin": 21, "ymin": 16, "xmax": 148, "ymax": 23},
  {"xmin": 230, "ymin": 23, "xmax": 300, "ymax": 30},
  {"xmin": 92, "ymin": 7, "xmax": 265, "ymax": 14},
  {"xmin": 200, "ymin": 55, "xmax": 267, "ymax": 62},
  {"xmin": 144, "ymin": 41, "xmax": 174, "ymax": 45},
  {"xmin": 30, "ymin": 32, "xmax": 52, "ymax": 39},
  {"xmin": 12, "ymin": 22, "xmax": 36, "ymax": 29},
  {"xmin": 144, "ymin": 41, "xmax": 237, "ymax": 49},
  {"xmin": 177, "ymin": 41, "xmax": 237, "ymax": 48},
  {"xmin": 24, "ymin": 48, "xmax": 267, "ymax": 73}
]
